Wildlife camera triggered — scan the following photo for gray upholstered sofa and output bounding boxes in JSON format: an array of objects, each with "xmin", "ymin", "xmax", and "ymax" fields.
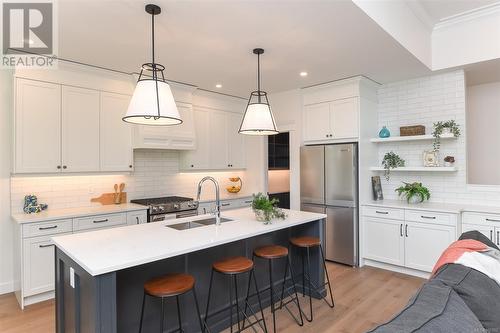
[{"xmin": 369, "ymin": 231, "xmax": 500, "ymax": 333}]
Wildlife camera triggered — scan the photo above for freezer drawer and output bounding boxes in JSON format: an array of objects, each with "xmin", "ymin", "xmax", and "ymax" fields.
[{"xmin": 325, "ymin": 206, "xmax": 357, "ymax": 266}]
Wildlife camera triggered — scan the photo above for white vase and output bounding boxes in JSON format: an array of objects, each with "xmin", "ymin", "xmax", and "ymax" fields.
[
  {"xmin": 442, "ymin": 128, "xmax": 452, "ymax": 135},
  {"xmin": 408, "ymin": 196, "xmax": 422, "ymax": 204}
]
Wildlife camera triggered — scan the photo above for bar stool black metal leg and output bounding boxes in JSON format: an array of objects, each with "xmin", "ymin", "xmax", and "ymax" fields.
[
  {"xmin": 278, "ymin": 255, "xmax": 304, "ymax": 327},
  {"xmin": 234, "ymin": 275, "xmax": 241, "ymax": 332},
  {"xmin": 301, "ymin": 251, "xmax": 306, "ymax": 297},
  {"xmin": 229, "ymin": 275, "xmax": 234, "ymax": 333},
  {"xmin": 268, "ymin": 259, "xmax": 276, "ymax": 333},
  {"xmin": 160, "ymin": 297, "xmax": 165, "ymax": 333},
  {"xmin": 139, "ymin": 293, "xmax": 146, "ymax": 333},
  {"xmin": 204, "ymin": 270, "xmax": 214, "ymax": 331},
  {"xmin": 305, "ymin": 247, "xmax": 313, "ymax": 322},
  {"xmin": 176, "ymin": 296, "xmax": 183, "ymax": 332},
  {"xmin": 319, "ymin": 245, "xmax": 335, "ymax": 308},
  {"xmin": 252, "ymin": 269, "xmax": 269, "ymax": 333},
  {"xmin": 192, "ymin": 288, "xmax": 209, "ymax": 333}
]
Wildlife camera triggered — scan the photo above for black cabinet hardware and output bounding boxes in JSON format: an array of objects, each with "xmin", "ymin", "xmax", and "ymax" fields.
[
  {"xmin": 400, "ymin": 224, "xmax": 403, "ymax": 237},
  {"xmin": 375, "ymin": 211, "xmax": 389, "ymax": 215},
  {"xmin": 57, "ymin": 165, "xmax": 61, "ymax": 169},
  {"xmin": 62, "ymin": 165, "xmax": 67, "ymax": 169},
  {"xmin": 39, "ymin": 244, "xmax": 54, "ymax": 248},
  {"xmin": 497, "ymin": 231, "xmax": 499, "ymax": 246},
  {"xmin": 136, "ymin": 216, "xmax": 140, "ymax": 224},
  {"xmin": 491, "ymin": 230, "xmax": 494, "ymax": 241},
  {"xmin": 405, "ymin": 224, "xmax": 408, "ymax": 237},
  {"xmin": 93, "ymin": 219, "xmax": 109, "ymax": 224},
  {"xmin": 221, "ymin": 203, "xmax": 230, "ymax": 207},
  {"xmin": 420, "ymin": 215, "xmax": 436, "ymax": 219},
  {"xmin": 486, "ymin": 218, "xmax": 500, "ymax": 222},
  {"xmin": 39, "ymin": 225, "xmax": 57, "ymax": 230},
  {"xmin": 129, "ymin": 165, "xmax": 133, "ymax": 168},
  {"xmin": 190, "ymin": 165, "xmax": 194, "ymax": 168}
]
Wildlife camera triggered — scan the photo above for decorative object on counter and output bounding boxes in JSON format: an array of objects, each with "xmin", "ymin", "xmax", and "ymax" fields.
[
  {"xmin": 91, "ymin": 184, "xmax": 127, "ymax": 206},
  {"xmin": 378, "ymin": 126, "xmax": 391, "ymax": 138},
  {"xmin": 382, "ymin": 152, "xmax": 405, "ymax": 181},
  {"xmin": 23, "ymin": 194, "xmax": 48, "ymax": 214},
  {"xmin": 395, "ymin": 182, "xmax": 430, "ymax": 204},
  {"xmin": 444, "ymin": 156, "xmax": 455, "ymax": 167},
  {"xmin": 423, "ymin": 150, "xmax": 439, "ymax": 167},
  {"xmin": 251, "ymin": 192, "xmax": 286, "ymax": 224},
  {"xmin": 371, "ymin": 176, "xmax": 384, "ymax": 201},
  {"xmin": 226, "ymin": 177, "xmax": 242, "ymax": 193},
  {"xmin": 432, "ymin": 120, "xmax": 460, "ymax": 151},
  {"xmin": 400, "ymin": 125, "xmax": 425, "ymax": 136}
]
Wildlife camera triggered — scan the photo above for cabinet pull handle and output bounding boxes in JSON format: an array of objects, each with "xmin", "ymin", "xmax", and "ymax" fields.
[
  {"xmin": 405, "ymin": 224, "xmax": 408, "ymax": 237},
  {"xmin": 129, "ymin": 165, "xmax": 133, "ymax": 168},
  {"xmin": 39, "ymin": 244, "xmax": 54, "ymax": 248},
  {"xmin": 244, "ymin": 200, "xmax": 252, "ymax": 203},
  {"xmin": 400, "ymin": 224, "xmax": 403, "ymax": 237},
  {"xmin": 221, "ymin": 203, "xmax": 230, "ymax": 206},
  {"xmin": 420, "ymin": 215, "xmax": 436, "ymax": 219},
  {"xmin": 62, "ymin": 165, "xmax": 67, "ymax": 169},
  {"xmin": 136, "ymin": 216, "xmax": 140, "ymax": 224},
  {"xmin": 491, "ymin": 230, "xmax": 494, "ymax": 241},
  {"xmin": 39, "ymin": 225, "xmax": 57, "ymax": 230},
  {"xmin": 375, "ymin": 211, "xmax": 389, "ymax": 215},
  {"xmin": 56, "ymin": 165, "xmax": 61, "ymax": 169},
  {"xmin": 93, "ymin": 219, "xmax": 109, "ymax": 224},
  {"xmin": 497, "ymin": 231, "xmax": 499, "ymax": 246},
  {"xmin": 486, "ymin": 218, "xmax": 500, "ymax": 222}
]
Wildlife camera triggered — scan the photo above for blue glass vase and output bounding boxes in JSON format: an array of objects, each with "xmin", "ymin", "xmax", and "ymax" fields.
[{"xmin": 379, "ymin": 126, "xmax": 390, "ymax": 138}]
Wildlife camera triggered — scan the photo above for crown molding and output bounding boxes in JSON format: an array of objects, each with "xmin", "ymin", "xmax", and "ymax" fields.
[{"xmin": 434, "ymin": 2, "xmax": 500, "ymax": 30}]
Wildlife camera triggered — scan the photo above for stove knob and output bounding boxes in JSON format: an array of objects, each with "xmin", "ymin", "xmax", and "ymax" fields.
[
  {"xmin": 173, "ymin": 203, "xmax": 180, "ymax": 210},
  {"xmin": 157, "ymin": 205, "xmax": 165, "ymax": 212},
  {"xmin": 152, "ymin": 206, "xmax": 159, "ymax": 213}
]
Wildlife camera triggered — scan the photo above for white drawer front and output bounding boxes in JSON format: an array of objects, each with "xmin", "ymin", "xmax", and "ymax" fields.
[
  {"xmin": 126, "ymin": 211, "xmax": 147, "ymax": 225},
  {"xmin": 73, "ymin": 213, "xmax": 126, "ymax": 231},
  {"xmin": 405, "ymin": 210, "xmax": 456, "ymax": 226},
  {"xmin": 362, "ymin": 206, "xmax": 404, "ymax": 220},
  {"xmin": 463, "ymin": 212, "xmax": 500, "ymax": 226},
  {"xmin": 22, "ymin": 219, "xmax": 73, "ymax": 238}
]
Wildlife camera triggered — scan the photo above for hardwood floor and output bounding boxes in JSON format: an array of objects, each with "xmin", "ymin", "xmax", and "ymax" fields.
[{"xmin": 0, "ymin": 263, "xmax": 424, "ymax": 333}]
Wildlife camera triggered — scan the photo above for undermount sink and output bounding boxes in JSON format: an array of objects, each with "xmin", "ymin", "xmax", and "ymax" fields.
[{"xmin": 167, "ymin": 217, "xmax": 233, "ymax": 231}]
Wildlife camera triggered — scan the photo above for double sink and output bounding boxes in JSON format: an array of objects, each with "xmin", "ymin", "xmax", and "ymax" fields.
[{"xmin": 167, "ymin": 217, "xmax": 233, "ymax": 231}]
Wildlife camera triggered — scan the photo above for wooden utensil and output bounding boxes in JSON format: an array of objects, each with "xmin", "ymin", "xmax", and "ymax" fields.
[
  {"xmin": 91, "ymin": 192, "xmax": 127, "ymax": 205},
  {"xmin": 114, "ymin": 184, "xmax": 120, "ymax": 204}
]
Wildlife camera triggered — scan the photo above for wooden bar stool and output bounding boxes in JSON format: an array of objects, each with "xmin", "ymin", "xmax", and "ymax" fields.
[
  {"xmin": 252, "ymin": 245, "xmax": 304, "ymax": 333},
  {"xmin": 138, "ymin": 273, "xmax": 206, "ymax": 333},
  {"xmin": 289, "ymin": 236, "xmax": 334, "ymax": 322},
  {"xmin": 204, "ymin": 256, "xmax": 268, "ymax": 333}
]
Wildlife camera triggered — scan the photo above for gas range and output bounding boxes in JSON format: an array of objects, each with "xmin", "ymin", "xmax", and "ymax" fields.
[{"xmin": 131, "ymin": 196, "xmax": 199, "ymax": 222}]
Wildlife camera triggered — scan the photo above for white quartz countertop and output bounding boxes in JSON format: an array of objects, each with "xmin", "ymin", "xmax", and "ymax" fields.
[
  {"xmin": 363, "ymin": 200, "xmax": 500, "ymax": 215},
  {"xmin": 12, "ymin": 203, "xmax": 147, "ymax": 224},
  {"xmin": 52, "ymin": 208, "xmax": 326, "ymax": 276}
]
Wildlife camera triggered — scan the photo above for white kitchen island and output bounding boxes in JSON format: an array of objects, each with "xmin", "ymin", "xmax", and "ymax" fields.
[{"xmin": 53, "ymin": 208, "xmax": 326, "ymax": 333}]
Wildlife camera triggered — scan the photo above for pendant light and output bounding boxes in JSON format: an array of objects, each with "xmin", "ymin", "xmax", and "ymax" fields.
[
  {"xmin": 239, "ymin": 48, "xmax": 278, "ymax": 135},
  {"xmin": 123, "ymin": 4, "xmax": 181, "ymax": 126}
]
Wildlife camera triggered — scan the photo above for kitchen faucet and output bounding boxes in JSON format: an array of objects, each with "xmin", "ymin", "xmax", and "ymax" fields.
[{"xmin": 196, "ymin": 176, "xmax": 221, "ymax": 226}]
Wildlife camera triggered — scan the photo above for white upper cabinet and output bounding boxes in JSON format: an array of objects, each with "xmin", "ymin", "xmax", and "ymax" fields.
[
  {"xmin": 209, "ymin": 111, "xmax": 229, "ymax": 169},
  {"xmin": 15, "ymin": 79, "xmax": 61, "ymax": 173},
  {"xmin": 61, "ymin": 86, "xmax": 100, "ymax": 172},
  {"xmin": 227, "ymin": 112, "xmax": 246, "ymax": 169},
  {"xmin": 100, "ymin": 92, "xmax": 133, "ymax": 171},
  {"xmin": 330, "ymin": 97, "xmax": 358, "ymax": 139},
  {"xmin": 303, "ymin": 102, "xmax": 331, "ymax": 141},
  {"xmin": 181, "ymin": 108, "xmax": 210, "ymax": 170},
  {"xmin": 132, "ymin": 102, "xmax": 196, "ymax": 150}
]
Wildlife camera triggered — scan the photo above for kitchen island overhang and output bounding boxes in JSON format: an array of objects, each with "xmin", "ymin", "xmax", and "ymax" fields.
[{"xmin": 53, "ymin": 208, "xmax": 327, "ymax": 333}]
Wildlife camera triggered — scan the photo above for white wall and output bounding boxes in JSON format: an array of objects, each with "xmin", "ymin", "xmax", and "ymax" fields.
[
  {"xmin": 377, "ymin": 70, "xmax": 500, "ymax": 206},
  {"xmin": 467, "ymin": 81, "xmax": 500, "ymax": 185},
  {"xmin": 268, "ymin": 89, "xmax": 302, "ymax": 210},
  {"xmin": 0, "ymin": 69, "xmax": 13, "ymax": 294}
]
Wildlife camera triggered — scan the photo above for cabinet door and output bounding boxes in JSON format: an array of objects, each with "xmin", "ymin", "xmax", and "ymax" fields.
[
  {"xmin": 404, "ymin": 222, "xmax": 456, "ymax": 272},
  {"xmin": 181, "ymin": 108, "xmax": 210, "ymax": 169},
  {"xmin": 462, "ymin": 223, "xmax": 494, "ymax": 242},
  {"xmin": 127, "ymin": 211, "xmax": 147, "ymax": 225},
  {"xmin": 167, "ymin": 104, "xmax": 195, "ymax": 149},
  {"xmin": 209, "ymin": 111, "xmax": 229, "ymax": 169},
  {"xmin": 330, "ymin": 97, "xmax": 358, "ymax": 139},
  {"xmin": 227, "ymin": 112, "xmax": 246, "ymax": 169},
  {"xmin": 303, "ymin": 102, "xmax": 331, "ymax": 142},
  {"xmin": 22, "ymin": 235, "xmax": 66, "ymax": 296},
  {"xmin": 62, "ymin": 86, "xmax": 100, "ymax": 172},
  {"xmin": 100, "ymin": 92, "xmax": 133, "ymax": 171},
  {"xmin": 362, "ymin": 217, "xmax": 404, "ymax": 266},
  {"xmin": 15, "ymin": 79, "xmax": 61, "ymax": 173}
]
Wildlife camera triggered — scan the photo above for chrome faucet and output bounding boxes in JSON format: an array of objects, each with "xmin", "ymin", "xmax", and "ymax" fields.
[{"xmin": 196, "ymin": 176, "xmax": 221, "ymax": 226}]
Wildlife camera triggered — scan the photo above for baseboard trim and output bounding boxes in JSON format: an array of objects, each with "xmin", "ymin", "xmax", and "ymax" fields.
[
  {"xmin": 363, "ymin": 259, "xmax": 430, "ymax": 279},
  {"xmin": 0, "ymin": 281, "xmax": 14, "ymax": 295}
]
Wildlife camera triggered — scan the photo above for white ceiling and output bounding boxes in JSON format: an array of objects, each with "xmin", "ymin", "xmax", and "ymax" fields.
[
  {"xmin": 412, "ymin": 0, "xmax": 499, "ymax": 25},
  {"xmin": 57, "ymin": 0, "xmax": 431, "ymax": 97}
]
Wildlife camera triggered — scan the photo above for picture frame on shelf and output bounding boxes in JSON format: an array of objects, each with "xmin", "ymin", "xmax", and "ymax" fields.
[
  {"xmin": 371, "ymin": 176, "xmax": 384, "ymax": 201},
  {"xmin": 423, "ymin": 150, "xmax": 439, "ymax": 167}
]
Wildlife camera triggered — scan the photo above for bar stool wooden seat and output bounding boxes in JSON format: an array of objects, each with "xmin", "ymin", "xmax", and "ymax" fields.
[
  {"xmin": 205, "ymin": 256, "xmax": 268, "ymax": 333},
  {"xmin": 252, "ymin": 245, "xmax": 304, "ymax": 333},
  {"xmin": 289, "ymin": 236, "xmax": 334, "ymax": 322},
  {"xmin": 138, "ymin": 273, "xmax": 205, "ymax": 333}
]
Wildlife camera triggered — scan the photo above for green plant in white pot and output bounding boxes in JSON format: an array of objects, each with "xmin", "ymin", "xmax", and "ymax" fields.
[
  {"xmin": 432, "ymin": 120, "xmax": 460, "ymax": 151},
  {"xmin": 395, "ymin": 182, "xmax": 430, "ymax": 203},
  {"xmin": 251, "ymin": 193, "xmax": 286, "ymax": 224}
]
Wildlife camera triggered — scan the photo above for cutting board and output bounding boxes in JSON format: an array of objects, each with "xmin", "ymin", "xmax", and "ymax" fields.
[{"xmin": 90, "ymin": 192, "xmax": 127, "ymax": 205}]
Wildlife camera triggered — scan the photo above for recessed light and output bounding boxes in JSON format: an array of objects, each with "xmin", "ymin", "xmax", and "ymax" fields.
[
  {"xmin": 300, "ymin": 72, "xmax": 308, "ymax": 77},
  {"xmin": 215, "ymin": 84, "xmax": 222, "ymax": 88}
]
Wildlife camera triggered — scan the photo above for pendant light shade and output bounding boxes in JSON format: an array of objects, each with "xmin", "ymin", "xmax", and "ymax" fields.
[
  {"xmin": 123, "ymin": 4, "xmax": 181, "ymax": 126},
  {"xmin": 239, "ymin": 48, "xmax": 278, "ymax": 135}
]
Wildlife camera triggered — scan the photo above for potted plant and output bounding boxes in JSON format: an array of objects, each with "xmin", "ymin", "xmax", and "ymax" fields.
[
  {"xmin": 395, "ymin": 182, "xmax": 430, "ymax": 203},
  {"xmin": 432, "ymin": 120, "xmax": 460, "ymax": 151},
  {"xmin": 382, "ymin": 152, "xmax": 405, "ymax": 181},
  {"xmin": 444, "ymin": 156, "xmax": 455, "ymax": 167},
  {"xmin": 251, "ymin": 192, "xmax": 287, "ymax": 224}
]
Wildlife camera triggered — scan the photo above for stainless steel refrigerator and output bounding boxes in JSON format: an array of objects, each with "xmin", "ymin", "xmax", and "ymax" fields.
[{"xmin": 300, "ymin": 143, "xmax": 358, "ymax": 266}]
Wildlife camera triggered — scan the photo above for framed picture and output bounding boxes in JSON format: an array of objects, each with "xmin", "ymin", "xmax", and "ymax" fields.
[
  {"xmin": 423, "ymin": 150, "xmax": 439, "ymax": 167},
  {"xmin": 371, "ymin": 176, "xmax": 384, "ymax": 201}
]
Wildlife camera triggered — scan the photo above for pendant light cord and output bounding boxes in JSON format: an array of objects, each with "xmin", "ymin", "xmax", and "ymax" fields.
[
  {"xmin": 257, "ymin": 52, "xmax": 261, "ymax": 103},
  {"xmin": 151, "ymin": 10, "xmax": 161, "ymax": 119}
]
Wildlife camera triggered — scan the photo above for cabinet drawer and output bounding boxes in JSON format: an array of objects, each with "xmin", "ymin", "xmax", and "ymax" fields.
[
  {"xmin": 362, "ymin": 206, "xmax": 404, "ymax": 220},
  {"xmin": 73, "ymin": 213, "xmax": 126, "ymax": 231},
  {"xmin": 462, "ymin": 212, "xmax": 500, "ymax": 226},
  {"xmin": 405, "ymin": 210, "xmax": 457, "ymax": 226},
  {"xmin": 22, "ymin": 219, "xmax": 73, "ymax": 238},
  {"xmin": 127, "ymin": 211, "xmax": 147, "ymax": 225}
]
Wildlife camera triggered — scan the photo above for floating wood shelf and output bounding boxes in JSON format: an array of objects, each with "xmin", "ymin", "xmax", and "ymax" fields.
[
  {"xmin": 370, "ymin": 166, "xmax": 457, "ymax": 172},
  {"xmin": 370, "ymin": 133, "xmax": 455, "ymax": 143}
]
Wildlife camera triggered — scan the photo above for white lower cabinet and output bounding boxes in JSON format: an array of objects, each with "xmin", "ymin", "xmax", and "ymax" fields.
[
  {"xmin": 462, "ymin": 212, "xmax": 500, "ymax": 247},
  {"xmin": 127, "ymin": 211, "xmax": 147, "ymax": 225},
  {"xmin": 362, "ymin": 206, "xmax": 457, "ymax": 274},
  {"xmin": 197, "ymin": 197, "xmax": 252, "ymax": 215}
]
